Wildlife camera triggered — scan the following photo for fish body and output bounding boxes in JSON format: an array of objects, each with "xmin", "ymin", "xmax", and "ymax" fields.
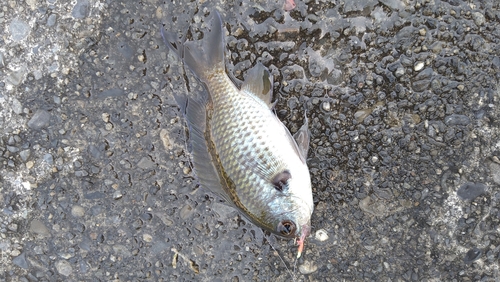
[{"xmin": 163, "ymin": 11, "xmax": 313, "ymax": 255}]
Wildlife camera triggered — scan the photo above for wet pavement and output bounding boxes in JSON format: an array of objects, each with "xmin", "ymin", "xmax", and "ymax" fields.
[{"xmin": 1, "ymin": 0, "xmax": 499, "ymax": 281}]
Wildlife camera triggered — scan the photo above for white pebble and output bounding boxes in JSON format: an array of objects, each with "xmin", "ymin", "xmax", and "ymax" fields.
[
  {"xmin": 414, "ymin": 61, "xmax": 425, "ymax": 71},
  {"xmin": 315, "ymin": 229, "xmax": 329, "ymax": 242}
]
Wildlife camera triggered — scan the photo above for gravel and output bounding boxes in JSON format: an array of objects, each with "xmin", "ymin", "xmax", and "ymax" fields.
[{"xmin": 1, "ymin": 0, "xmax": 499, "ymax": 281}]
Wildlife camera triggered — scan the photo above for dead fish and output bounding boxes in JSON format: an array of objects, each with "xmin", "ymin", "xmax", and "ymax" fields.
[{"xmin": 162, "ymin": 11, "xmax": 313, "ymax": 258}]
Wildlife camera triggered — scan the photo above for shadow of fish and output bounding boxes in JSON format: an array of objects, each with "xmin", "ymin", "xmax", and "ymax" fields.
[{"xmin": 162, "ymin": 10, "xmax": 313, "ymax": 258}]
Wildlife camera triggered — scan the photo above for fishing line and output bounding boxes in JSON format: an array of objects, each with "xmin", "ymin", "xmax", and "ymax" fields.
[{"xmin": 264, "ymin": 234, "xmax": 297, "ymax": 282}]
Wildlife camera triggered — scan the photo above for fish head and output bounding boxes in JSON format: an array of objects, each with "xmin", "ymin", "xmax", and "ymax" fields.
[
  {"xmin": 267, "ymin": 165, "xmax": 313, "ymax": 253},
  {"xmin": 269, "ymin": 181, "xmax": 312, "ymax": 258}
]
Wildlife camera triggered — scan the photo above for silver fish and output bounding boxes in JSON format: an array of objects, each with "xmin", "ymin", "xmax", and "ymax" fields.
[{"xmin": 162, "ymin": 11, "xmax": 313, "ymax": 257}]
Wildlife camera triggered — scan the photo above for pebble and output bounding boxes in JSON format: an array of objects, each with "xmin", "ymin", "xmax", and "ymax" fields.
[
  {"xmin": 6, "ymin": 65, "xmax": 28, "ymax": 86},
  {"xmin": 27, "ymin": 110, "xmax": 51, "ymax": 130},
  {"xmin": 472, "ymin": 12, "xmax": 485, "ymax": 26},
  {"xmin": 414, "ymin": 61, "xmax": 424, "ymax": 71},
  {"xmin": 412, "ymin": 79, "xmax": 430, "ymax": 92},
  {"xmin": 179, "ymin": 204, "xmax": 193, "ymax": 220},
  {"xmin": 490, "ymin": 162, "xmax": 500, "ymax": 185},
  {"xmin": 26, "ymin": 161, "xmax": 34, "ymax": 169},
  {"xmin": 12, "ymin": 252, "xmax": 29, "ymax": 269},
  {"xmin": 298, "ymin": 260, "xmax": 318, "ymax": 274},
  {"xmin": 395, "ymin": 66, "xmax": 405, "ymax": 77},
  {"xmin": 72, "ymin": 0, "xmax": 90, "ymax": 19},
  {"xmin": 29, "ymin": 219, "xmax": 50, "ymax": 236},
  {"xmin": 11, "ymin": 98, "xmax": 23, "ymax": 114},
  {"xmin": 7, "ymin": 146, "xmax": 19, "ymax": 153},
  {"xmin": 137, "ymin": 157, "xmax": 155, "ymax": 169},
  {"xmin": 322, "ymin": 101, "xmax": 331, "ymax": 112},
  {"xmin": 71, "ymin": 205, "xmax": 85, "ymax": 217},
  {"xmin": 457, "ymin": 182, "xmax": 487, "ymax": 201},
  {"xmin": 315, "ymin": 229, "xmax": 329, "ymax": 242},
  {"xmin": 9, "ymin": 18, "xmax": 30, "ymax": 41},
  {"xmin": 19, "ymin": 149, "xmax": 30, "ymax": 161},
  {"xmin": 47, "ymin": 14, "xmax": 57, "ymax": 27},
  {"xmin": 464, "ymin": 247, "xmax": 482, "ymax": 264},
  {"xmin": 55, "ymin": 260, "xmax": 73, "ymax": 276},
  {"xmin": 444, "ymin": 114, "xmax": 470, "ymax": 126},
  {"xmin": 113, "ymin": 190, "xmax": 123, "ymax": 200},
  {"xmin": 143, "ymin": 233, "xmax": 153, "ymax": 242},
  {"xmin": 43, "ymin": 153, "xmax": 54, "ymax": 165}
]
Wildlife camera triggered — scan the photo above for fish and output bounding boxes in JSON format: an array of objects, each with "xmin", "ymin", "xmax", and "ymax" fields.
[{"xmin": 162, "ymin": 11, "xmax": 313, "ymax": 258}]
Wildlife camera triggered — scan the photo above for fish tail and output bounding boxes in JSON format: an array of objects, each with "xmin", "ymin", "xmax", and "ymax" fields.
[{"xmin": 162, "ymin": 11, "xmax": 225, "ymax": 82}]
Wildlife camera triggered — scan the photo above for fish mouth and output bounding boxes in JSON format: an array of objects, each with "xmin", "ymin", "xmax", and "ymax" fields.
[{"xmin": 296, "ymin": 222, "xmax": 311, "ymax": 258}]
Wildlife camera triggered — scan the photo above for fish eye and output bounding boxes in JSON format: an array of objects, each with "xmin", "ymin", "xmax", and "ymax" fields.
[
  {"xmin": 277, "ymin": 220, "xmax": 296, "ymax": 236},
  {"xmin": 272, "ymin": 170, "xmax": 291, "ymax": 192}
]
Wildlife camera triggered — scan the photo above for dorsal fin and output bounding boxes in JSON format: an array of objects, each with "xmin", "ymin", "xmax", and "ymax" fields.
[{"xmin": 241, "ymin": 63, "xmax": 274, "ymax": 108}]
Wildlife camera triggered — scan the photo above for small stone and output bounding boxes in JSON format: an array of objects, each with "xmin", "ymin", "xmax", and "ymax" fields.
[
  {"xmin": 12, "ymin": 252, "xmax": 29, "ymax": 269},
  {"xmin": 27, "ymin": 110, "xmax": 51, "ymax": 130},
  {"xmin": 55, "ymin": 260, "xmax": 73, "ymax": 276},
  {"xmin": 490, "ymin": 162, "xmax": 500, "ymax": 185},
  {"xmin": 71, "ymin": 205, "xmax": 85, "ymax": 217},
  {"xmin": 113, "ymin": 190, "xmax": 123, "ymax": 200},
  {"xmin": 47, "ymin": 14, "xmax": 57, "ymax": 27},
  {"xmin": 179, "ymin": 204, "xmax": 193, "ymax": 220},
  {"xmin": 72, "ymin": 0, "xmax": 90, "ymax": 19},
  {"xmin": 419, "ymin": 28, "xmax": 426, "ymax": 36},
  {"xmin": 29, "ymin": 219, "xmax": 50, "ymax": 236},
  {"xmin": 298, "ymin": 260, "xmax": 318, "ymax": 274},
  {"xmin": 6, "ymin": 65, "xmax": 28, "ymax": 86},
  {"xmin": 457, "ymin": 182, "xmax": 487, "ymax": 201},
  {"xmin": 101, "ymin": 113, "xmax": 110, "ymax": 122},
  {"xmin": 321, "ymin": 101, "xmax": 331, "ymax": 112},
  {"xmin": 105, "ymin": 123, "xmax": 113, "ymax": 131},
  {"xmin": 137, "ymin": 157, "xmax": 155, "ymax": 169},
  {"xmin": 19, "ymin": 149, "xmax": 30, "ymax": 161},
  {"xmin": 43, "ymin": 153, "xmax": 54, "ymax": 165},
  {"xmin": 315, "ymin": 229, "xmax": 329, "ymax": 242},
  {"xmin": 412, "ymin": 79, "xmax": 430, "ymax": 92},
  {"xmin": 414, "ymin": 61, "xmax": 424, "ymax": 71},
  {"xmin": 9, "ymin": 18, "xmax": 30, "ymax": 41},
  {"xmin": 74, "ymin": 170, "xmax": 88, "ymax": 177},
  {"xmin": 464, "ymin": 247, "xmax": 482, "ymax": 264},
  {"xmin": 395, "ymin": 66, "xmax": 405, "ymax": 77},
  {"xmin": 444, "ymin": 114, "xmax": 470, "ymax": 126},
  {"xmin": 472, "ymin": 12, "xmax": 485, "ymax": 26},
  {"xmin": 8, "ymin": 223, "xmax": 18, "ymax": 231},
  {"xmin": 11, "ymin": 98, "xmax": 23, "ymax": 114},
  {"xmin": 143, "ymin": 233, "xmax": 153, "ymax": 242},
  {"xmin": 26, "ymin": 161, "xmax": 34, "ymax": 169},
  {"xmin": 7, "ymin": 146, "xmax": 19, "ymax": 153}
]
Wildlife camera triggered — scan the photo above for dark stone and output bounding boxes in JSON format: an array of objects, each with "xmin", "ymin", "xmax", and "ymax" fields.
[
  {"xmin": 12, "ymin": 252, "xmax": 29, "ymax": 269},
  {"xmin": 464, "ymin": 248, "xmax": 482, "ymax": 264},
  {"xmin": 444, "ymin": 114, "xmax": 470, "ymax": 126},
  {"xmin": 457, "ymin": 182, "xmax": 487, "ymax": 200},
  {"xmin": 72, "ymin": 0, "xmax": 90, "ymax": 19},
  {"xmin": 412, "ymin": 79, "xmax": 430, "ymax": 92},
  {"xmin": 27, "ymin": 110, "xmax": 51, "ymax": 130}
]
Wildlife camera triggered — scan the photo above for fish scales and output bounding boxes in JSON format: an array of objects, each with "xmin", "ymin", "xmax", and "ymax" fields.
[
  {"xmin": 162, "ymin": 10, "xmax": 314, "ymax": 257},
  {"xmin": 209, "ymin": 76, "xmax": 293, "ymax": 229}
]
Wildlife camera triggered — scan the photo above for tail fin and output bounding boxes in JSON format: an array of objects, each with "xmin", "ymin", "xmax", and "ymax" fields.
[{"xmin": 162, "ymin": 11, "xmax": 225, "ymax": 82}]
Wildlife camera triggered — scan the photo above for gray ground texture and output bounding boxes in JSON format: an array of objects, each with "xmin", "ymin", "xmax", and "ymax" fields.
[{"xmin": 1, "ymin": 0, "xmax": 499, "ymax": 281}]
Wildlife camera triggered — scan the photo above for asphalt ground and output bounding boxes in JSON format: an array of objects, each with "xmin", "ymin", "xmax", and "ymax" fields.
[{"xmin": 1, "ymin": 0, "xmax": 499, "ymax": 281}]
